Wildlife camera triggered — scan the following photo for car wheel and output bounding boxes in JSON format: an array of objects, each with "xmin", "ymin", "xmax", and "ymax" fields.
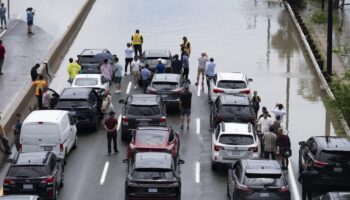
[
  {"xmin": 60, "ymin": 168, "xmax": 64, "ymax": 188},
  {"xmin": 73, "ymin": 136, "xmax": 78, "ymax": 149},
  {"xmin": 211, "ymin": 162, "xmax": 217, "ymax": 171},
  {"xmin": 121, "ymin": 127, "xmax": 128, "ymax": 142},
  {"xmin": 210, "ymin": 114, "xmax": 214, "ymax": 128},
  {"xmin": 226, "ymin": 178, "xmax": 230, "ymax": 198},
  {"xmin": 54, "ymin": 187, "xmax": 59, "ymax": 200}
]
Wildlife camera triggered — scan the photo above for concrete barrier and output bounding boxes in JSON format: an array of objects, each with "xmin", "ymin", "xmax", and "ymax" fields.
[{"xmin": 0, "ymin": 0, "xmax": 96, "ymax": 165}]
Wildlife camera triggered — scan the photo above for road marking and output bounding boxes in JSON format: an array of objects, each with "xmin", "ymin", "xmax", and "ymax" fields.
[
  {"xmin": 196, "ymin": 118, "xmax": 200, "ymax": 134},
  {"xmin": 197, "ymin": 85, "xmax": 201, "ymax": 96},
  {"xmin": 100, "ymin": 161, "xmax": 109, "ymax": 185},
  {"xmin": 117, "ymin": 115, "xmax": 121, "ymax": 130},
  {"xmin": 0, "ymin": 30, "xmax": 7, "ymax": 38},
  {"xmin": 288, "ymin": 159, "xmax": 301, "ymax": 200},
  {"xmin": 126, "ymin": 81, "xmax": 132, "ymax": 94},
  {"xmin": 195, "ymin": 161, "xmax": 200, "ymax": 183},
  {"xmin": 16, "ymin": 14, "xmax": 23, "ymax": 20},
  {"xmin": 0, "ymin": 187, "xmax": 3, "ymax": 196}
]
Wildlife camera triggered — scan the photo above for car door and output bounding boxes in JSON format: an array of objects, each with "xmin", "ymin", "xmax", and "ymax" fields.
[
  {"xmin": 302, "ymin": 138, "xmax": 316, "ymax": 167},
  {"xmin": 67, "ymin": 113, "xmax": 76, "ymax": 151},
  {"xmin": 49, "ymin": 154, "xmax": 60, "ymax": 187}
]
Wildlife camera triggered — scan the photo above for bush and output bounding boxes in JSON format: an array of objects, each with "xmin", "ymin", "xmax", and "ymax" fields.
[{"xmin": 311, "ymin": 10, "xmax": 328, "ymax": 24}]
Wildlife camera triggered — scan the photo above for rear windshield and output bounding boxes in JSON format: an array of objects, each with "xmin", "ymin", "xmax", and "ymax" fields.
[
  {"xmin": 318, "ymin": 151, "xmax": 350, "ymax": 163},
  {"xmin": 218, "ymin": 81, "xmax": 246, "ymax": 89},
  {"xmin": 128, "ymin": 105, "xmax": 160, "ymax": 116},
  {"xmin": 243, "ymin": 173, "xmax": 283, "ymax": 187},
  {"xmin": 219, "ymin": 134, "xmax": 254, "ymax": 145},
  {"xmin": 75, "ymin": 78, "xmax": 98, "ymax": 86},
  {"xmin": 7, "ymin": 166, "xmax": 49, "ymax": 177},
  {"xmin": 152, "ymin": 82, "xmax": 178, "ymax": 90},
  {"xmin": 136, "ymin": 131, "xmax": 167, "ymax": 145},
  {"xmin": 219, "ymin": 105, "xmax": 252, "ymax": 116},
  {"xmin": 56, "ymin": 100, "xmax": 89, "ymax": 108},
  {"xmin": 132, "ymin": 168, "xmax": 174, "ymax": 179}
]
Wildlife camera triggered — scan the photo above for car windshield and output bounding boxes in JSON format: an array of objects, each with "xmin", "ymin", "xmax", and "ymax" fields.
[
  {"xmin": 219, "ymin": 105, "xmax": 252, "ymax": 116},
  {"xmin": 135, "ymin": 130, "xmax": 167, "ymax": 145},
  {"xmin": 243, "ymin": 173, "xmax": 283, "ymax": 187},
  {"xmin": 56, "ymin": 99, "xmax": 89, "ymax": 107},
  {"xmin": 7, "ymin": 166, "xmax": 49, "ymax": 177},
  {"xmin": 152, "ymin": 82, "xmax": 178, "ymax": 90},
  {"xmin": 128, "ymin": 105, "xmax": 161, "ymax": 116},
  {"xmin": 219, "ymin": 134, "xmax": 254, "ymax": 145},
  {"xmin": 132, "ymin": 168, "xmax": 174, "ymax": 179},
  {"xmin": 75, "ymin": 78, "xmax": 98, "ymax": 86},
  {"xmin": 318, "ymin": 151, "xmax": 350, "ymax": 163},
  {"xmin": 217, "ymin": 80, "xmax": 246, "ymax": 89}
]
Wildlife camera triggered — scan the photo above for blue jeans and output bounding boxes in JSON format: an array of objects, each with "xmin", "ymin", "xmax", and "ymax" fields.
[{"xmin": 0, "ymin": 16, "xmax": 6, "ymax": 28}]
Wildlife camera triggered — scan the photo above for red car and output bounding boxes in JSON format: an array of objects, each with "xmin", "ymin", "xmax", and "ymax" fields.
[{"xmin": 128, "ymin": 126, "xmax": 180, "ymax": 158}]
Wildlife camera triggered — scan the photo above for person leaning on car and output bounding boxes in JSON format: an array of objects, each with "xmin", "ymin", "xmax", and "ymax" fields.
[{"xmin": 298, "ymin": 161, "xmax": 319, "ymax": 200}]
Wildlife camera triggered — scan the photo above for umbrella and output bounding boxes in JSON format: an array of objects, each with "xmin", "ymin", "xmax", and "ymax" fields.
[{"xmin": 94, "ymin": 52, "xmax": 113, "ymax": 61}]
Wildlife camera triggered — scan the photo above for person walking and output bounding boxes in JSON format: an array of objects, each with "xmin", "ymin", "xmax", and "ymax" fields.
[
  {"xmin": 171, "ymin": 54, "xmax": 182, "ymax": 74},
  {"xmin": 33, "ymin": 75, "xmax": 47, "ymax": 110},
  {"xmin": 0, "ymin": 39, "xmax": 5, "ymax": 75},
  {"xmin": 180, "ymin": 85, "xmax": 192, "ymax": 130},
  {"xmin": 180, "ymin": 36, "xmax": 191, "ymax": 59},
  {"xmin": 131, "ymin": 30, "xmax": 143, "ymax": 57},
  {"xmin": 258, "ymin": 107, "xmax": 272, "ymax": 119},
  {"xmin": 0, "ymin": 3, "xmax": 6, "ymax": 29},
  {"xmin": 271, "ymin": 115, "xmax": 281, "ymax": 135},
  {"xmin": 257, "ymin": 112, "xmax": 273, "ymax": 134},
  {"xmin": 30, "ymin": 63, "xmax": 40, "ymax": 81},
  {"xmin": 0, "ymin": 114, "xmax": 11, "ymax": 154},
  {"xmin": 182, "ymin": 53, "xmax": 189, "ymax": 80},
  {"xmin": 205, "ymin": 58, "xmax": 216, "ymax": 88},
  {"xmin": 251, "ymin": 91, "xmax": 261, "ymax": 118},
  {"xmin": 262, "ymin": 127, "xmax": 277, "ymax": 160},
  {"xmin": 26, "ymin": 7, "xmax": 35, "ymax": 34},
  {"xmin": 67, "ymin": 58, "xmax": 81, "ymax": 83},
  {"xmin": 113, "ymin": 56, "xmax": 123, "ymax": 94},
  {"xmin": 124, "ymin": 43, "xmax": 134, "ymax": 75},
  {"xmin": 41, "ymin": 87, "xmax": 51, "ymax": 109},
  {"xmin": 271, "ymin": 103, "xmax": 287, "ymax": 122},
  {"xmin": 101, "ymin": 90, "xmax": 114, "ymax": 115},
  {"xmin": 131, "ymin": 56, "xmax": 141, "ymax": 89},
  {"xmin": 195, "ymin": 52, "xmax": 208, "ymax": 86},
  {"xmin": 103, "ymin": 111, "xmax": 119, "ymax": 154},
  {"xmin": 141, "ymin": 64, "xmax": 151, "ymax": 94},
  {"xmin": 155, "ymin": 58, "xmax": 165, "ymax": 74},
  {"xmin": 100, "ymin": 59, "xmax": 113, "ymax": 85},
  {"xmin": 276, "ymin": 128, "xmax": 291, "ymax": 170},
  {"xmin": 298, "ymin": 161, "xmax": 319, "ymax": 200},
  {"xmin": 12, "ymin": 113, "xmax": 22, "ymax": 152}
]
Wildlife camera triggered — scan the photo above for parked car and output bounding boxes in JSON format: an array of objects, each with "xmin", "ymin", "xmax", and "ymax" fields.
[
  {"xmin": 20, "ymin": 110, "xmax": 77, "ymax": 162},
  {"xmin": 208, "ymin": 72, "xmax": 252, "ymax": 103},
  {"xmin": 141, "ymin": 50, "xmax": 172, "ymax": 72},
  {"xmin": 72, "ymin": 74, "xmax": 108, "ymax": 91},
  {"xmin": 227, "ymin": 159, "xmax": 290, "ymax": 200},
  {"xmin": 77, "ymin": 48, "xmax": 112, "ymax": 64},
  {"xmin": 210, "ymin": 94, "xmax": 255, "ymax": 128},
  {"xmin": 128, "ymin": 126, "xmax": 180, "ymax": 158},
  {"xmin": 3, "ymin": 152, "xmax": 64, "ymax": 200},
  {"xmin": 298, "ymin": 136, "xmax": 350, "ymax": 187},
  {"xmin": 123, "ymin": 152, "xmax": 184, "ymax": 200},
  {"xmin": 211, "ymin": 122, "xmax": 260, "ymax": 170},
  {"xmin": 119, "ymin": 94, "xmax": 167, "ymax": 141},
  {"xmin": 54, "ymin": 87, "xmax": 102, "ymax": 130},
  {"xmin": 0, "ymin": 196, "xmax": 43, "ymax": 200},
  {"xmin": 80, "ymin": 63, "xmax": 101, "ymax": 74},
  {"xmin": 147, "ymin": 73, "xmax": 186, "ymax": 110},
  {"xmin": 315, "ymin": 192, "xmax": 350, "ymax": 200}
]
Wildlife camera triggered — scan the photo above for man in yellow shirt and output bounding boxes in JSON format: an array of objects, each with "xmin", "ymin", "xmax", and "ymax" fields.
[
  {"xmin": 131, "ymin": 29, "xmax": 143, "ymax": 57},
  {"xmin": 33, "ymin": 74, "xmax": 47, "ymax": 109},
  {"xmin": 67, "ymin": 58, "xmax": 81, "ymax": 83}
]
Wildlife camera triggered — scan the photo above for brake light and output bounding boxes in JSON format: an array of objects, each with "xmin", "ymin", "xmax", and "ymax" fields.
[
  {"xmin": 171, "ymin": 88, "xmax": 183, "ymax": 93},
  {"xmin": 278, "ymin": 186, "xmax": 289, "ymax": 192},
  {"xmin": 4, "ymin": 178, "xmax": 14, "ymax": 185},
  {"xmin": 60, "ymin": 144, "xmax": 64, "ymax": 152},
  {"xmin": 248, "ymin": 146, "xmax": 258, "ymax": 152},
  {"xmin": 240, "ymin": 90, "xmax": 250, "ymax": 94},
  {"xmin": 41, "ymin": 176, "xmax": 55, "ymax": 184},
  {"xmin": 160, "ymin": 117, "xmax": 167, "ymax": 123},
  {"xmin": 19, "ymin": 143, "xmax": 22, "ymax": 151},
  {"xmin": 147, "ymin": 87, "xmax": 157, "ymax": 94},
  {"xmin": 214, "ymin": 145, "xmax": 224, "ymax": 151},
  {"xmin": 122, "ymin": 116, "xmax": 128, "ymax": 123},
  {"xmin": 213, "ymin": 88, "xmax": 224, "ymax": 93},
  {"xmin": 236, "ymin": 181, "xmax": 252, "ymax": 192},
  {"xmin": 313, "ymin": 160, "xmax": 328, "ymax": 168}
]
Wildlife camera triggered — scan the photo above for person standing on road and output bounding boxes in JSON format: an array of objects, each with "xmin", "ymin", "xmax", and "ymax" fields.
[
  {"xmin": 30, "ymin": 63, "xmax": 40, "ymax": 81},
  {"xmin": 0, "ymin": 39, "xmax": 5, "ymax": 75},
  {"xmin": 113, "ymin": 56, "xmax": 123, "ymax": 94},
  {"xmin": 180, "ymin": 85, "xmax": 192, "ymax": 130},
  {"xmin": 124, "ymin": 43, "xmax": 134, "ymax": 76},
  {"xmin": 0, "ymin": 3, "xmax": 6, "ymax": 29},
  {"xmin": 131, "ymin": 30, "xmax": 143, "ymax": 57},
  {"xmin": 195, "ymin": 52, "xmax": 208, "ymax": 86},
  {"xmin": 141, "ymin": 64, "xmax": 151, "ymax": 94},
  {"xmin": 41, "ymin": 87, "xmax": 51, "ymax": 109},
  {"xmin": 271, "ymin": 115, "xmax": 281, "ymax": 135},
  {"xmin": 131, "ymin": 56, "xmax": 141, "ymax": 89},
  {"xmin": 271, "ymin": 103, "xmax": 287, "ymax": 123},
  {"xmin": 67, "ymin": 58, "xmax": 81, "ymax": 83},
  {"xmin": 156, "ymin": 58, "xmax": 165, "ymax": 74},
  {"xmin": 257, "ymin": 112, "xmax": 273, "ymax": 134},
  {"xmin": 258, "ymin": 107, "xmax": 271, "ymax": 119},
  {"xmin": 104, "ymin": 111, "xmax": 119, "ymax": 154},
  {"xmin": 26, "ymin": 7, "xmax": 35, "ymax": 34},
  {"xmin": 182, "ymin": 53, "xmax": 189, "ymax": 80},
  {"xmin": 180, "ymin": 36, "xmax": 191, "ymax": 59},
  {"xmin": 100, "ymin": 59, "xmax": 113, "ymax": 85},
  {"xmin": 101, "ymin": 90, "xmax": 114, "ymax": 115},
  {"xmin": 33, "ymin": 74, "xmax": 47, "ymax": 110},
  {"xmin": 298, "ymin": 161, "xmax": 318, "ymax": 200},
  {"xmin": 12, "ymin": 113, "xmax": 22, "ymax": 152},
  {"xmin": 205, "ymin": 58, "xmax": 216, "ymax": 88},
  {"xmin": 0, "ymin": 114, "xmax": 11, "ymax": 154},
  {"xmin": 251, "ymin": 91, "xmax": 261, "ymax": 118},
  {"xmin": 276, "ymin": 128, "xmax": 291, "ymax": 171},
  {"xmin": 262, "ymin": 127, "xmax": 277, "ymax": 160},
  {"xmin": 171, "ymin": 54, "xmax": 182, "ymax": 74}
]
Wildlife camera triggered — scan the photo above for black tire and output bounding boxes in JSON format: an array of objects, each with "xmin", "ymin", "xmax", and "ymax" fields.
[
  {"xmin": 60, "ymin": 167, "xmax": 64, "ymax": 188},
  {"xmin": 63, "ymin": 151, "xmax": 67, "ymax": 165},
  {"xmin": 210, "ymin": 114, "xmax": 215, "ymax": 128},
  {"xmin": 54, "ymin": 186, "xmax": 59, "ymax": 200},
  {"xmin": 121, "ymin": 127, "xmax": 128, "ymax": 141},
  {"xmin": 211, "ymin": 162, "xmax": 217, "ymax": 171},
  {"xmin": 73, "ymin": 136, "xmax": 78, "ymax": 149}
]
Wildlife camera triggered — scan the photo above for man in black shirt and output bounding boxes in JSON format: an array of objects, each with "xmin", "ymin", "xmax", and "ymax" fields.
[
  {"xmin": 180, "ymin": 85, "xmax": 192, "ymax": 130},
  {"xmin": 171, "ymin": 54, "xmax": 182, "ymax": 74},
  {"xmin": 298, "ymin": 161, "xmax": 319, "ymax": 200},
  {"xmin": 30, "ymin": 63, "xmax": 40, "ymax": 81}
]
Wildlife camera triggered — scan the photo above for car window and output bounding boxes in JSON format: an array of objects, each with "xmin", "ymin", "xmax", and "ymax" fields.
[
  {"xmin": 135, "ymin": 131, "xmax": 167, "ymax": 145},
  {"xmin": 7, "ymin": 166, "xmax": 49, "ymax": 177},
  {"xmin": 128, "ymin": 105, "xmax": 160, "ymax": 116},
  {"xmin": 318, "ymin": 151, "xmax": 350, "ymax": 163},
  {"xmin": 219, "ymin": 105, "xmax": 252, "ymax": 116},
  {"xmin": 132, "ymin": 168, "xmax": 174, "ymax": 179},
  {"xmin": 243, "ymin": 173, "xmax": 284, "ymax": 187},
  {"xmin": 56, "ymin": 100, "xmax": 89, "ymax": 107},
  {"xmin": 217, "ymin": 81, "xmax": 246, "ymax": 89},
  {"xmin": 152, "ymin": 82, "xmax": 178, "ymax": 90},
  {"xmin": 219, "ymin": 134, "xmax": 254, "ymax": 145},
  {"xmin": 75, "ymin": 78, "xmax": 98, "ymax": 86}
]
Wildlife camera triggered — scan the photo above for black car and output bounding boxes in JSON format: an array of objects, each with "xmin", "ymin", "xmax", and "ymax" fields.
[
  {"xmin": 77, "ymin": 48, "xmax": 112, "ymax": 64},
  {"xmin": 141, "ymin": 50, "xmax": 172, "ymax": 72},
  {"xmin": 315, "ymin": 192, "xmax": 350, "ymax": 200},
  {"xmin": 80, "ymin": 63, "xmax": 101, "ymax": 74},
  {"xmin": 210, "ymin": 94, "xmax": 255, "ymax": 128},
  {"xmin": 54, "ymin": 87, "xmax": 102, "ymax": 130},
  {"xmin": 3, "ymin": 152, "xmax": 64, "ymax": 200},
  {"xmin": 147, "ymin": 74, "xmax": 186, "ymax": 110},
  {"xmin": 0, "ymin": 195, "xmax": 43, "ymax": 200},
  {"xmin": 123, "ymin": 152, "xmax": 184, "ymax": 200},
  {"xmin": 227, "ymin": 159, "xmax": 291, "ymax": 200},
  {"xmin": 119, "ymin": 94, "xmax": 167, "ymax": 141},
  {"xmin": 298, "ymin": 136, "xmax": 350, "ymax": 187}
]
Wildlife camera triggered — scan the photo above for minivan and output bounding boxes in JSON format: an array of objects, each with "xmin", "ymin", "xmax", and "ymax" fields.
[{"xmin": 20, "ymin": 110, "xmax": 78, "ymax": 163}]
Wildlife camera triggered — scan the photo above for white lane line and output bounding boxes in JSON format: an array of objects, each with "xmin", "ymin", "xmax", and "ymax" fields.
[
  {"xmin": 195, "ymin": 161, "xmax": 200, "ymax": 183},
  {"xmin": 16, "ymin": 14, "xmax": 23, "ymax": 20},
  {"xmin": 197, "ymin": 84, "xmax": 201, "ymax": 96},
  {"xmin": 288, "ymin": 159, "xmax": 301, "ymax": 200},
  {"xmin": 196, "ymin": 118, "xmax": 200, "ymax": 134},
  {"xmin": 0, "ymin": 30, "xmax": 7, "ymax": 38},
  {"xmin": 100, "ymin": 162, "xmax": 109, "ymax": 185},
  {"xmin": 126, "ymin": 81, "xmax": 132, "ymax": 94},
  {"xmin": 117, "ymin": 115, "xmax": 121, "ymax": 130}
]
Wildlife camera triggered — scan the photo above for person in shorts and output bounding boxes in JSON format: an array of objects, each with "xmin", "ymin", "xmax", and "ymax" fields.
[
  {"xmin": 180, "ymin": 85, "xmax": 192, "ymax": 130},
  {"xmin": 131, "ymin": 56, "xmax": 141, "ymax": 89},
  {"xmin": 113, "ymin": 56, "xmax": 123, "ymax": 94}
]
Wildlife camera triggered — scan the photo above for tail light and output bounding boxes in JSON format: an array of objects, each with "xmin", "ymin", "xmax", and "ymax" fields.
[
  {"xmin": 248, "ymin": 146, "xmax": 258, "ymax": 152},
  {"xmin": 313, "ymin": 160, "xmax": 328, "ymax": 168},
  {"xmin": 41, "ymin": 176, "xmax": 55, "ymax": 185},
  {"xmin": 60, "ymin": 144, "xmax": 64, "ymax": 152},
  {"xmin": 122, "ymin": 116, "xmax": 129, "ymax": 123},
  {"xmin": 278, "ymin": 186, "xmax": 289, "ymax": 192},
  {"xmin": 240, "ymin": 90, "xmax": 250, "ymax": 94},
  {"xmin": 147, "ymin": 87, "xmax": 157, "ymax": 94},
  {"xmin": 160, "ymin": 117, "xmax": 167, "ymax": 123},
  {"xmin": 214, "ymin": 145, "xmax": 224, "ymax": 151},
  {"xmin": 213, "ymin": 88, "xmax": 224, "ymax": 93},
  {"xmin": 236, "ymin": 181, "xmax": 252, "ymax": 192},
  {"xmin": 4, "ymin": 178, "xmax": 14, "ymax": 185},
  {"xmin": 171, "ymin": 88, "xmax": 183, "ymax": 93},
  {"xmin": 19, "ymin": 143, "xmax": 23, "ymax": 151}
]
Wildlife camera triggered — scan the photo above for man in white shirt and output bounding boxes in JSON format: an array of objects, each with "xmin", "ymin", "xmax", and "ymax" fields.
[
  {"xmin": 125, "ymin": 43, "xmax": 134, "ymax": 76},
  {"xmin": 196, "ymin": 52, "xmax": 208, "ymax": 86},
  {"xmin": 271, "ymin": 103, "xmax": 287, "ymax": 122},
  {"xmin": 131, "ymin": 56, "xmax": 141, "ymax": 89},
  {"xmin": 257, "ymin": 112, "xmax": 273, "ymax": 134}
]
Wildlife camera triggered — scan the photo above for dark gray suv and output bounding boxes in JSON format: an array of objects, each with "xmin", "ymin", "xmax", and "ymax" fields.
[{"xmin": 141, "ymin": 50, "xmax": 172, "ymax": 72}]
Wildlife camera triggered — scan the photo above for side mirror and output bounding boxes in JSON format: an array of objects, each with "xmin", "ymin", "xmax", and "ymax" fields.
[
  {"xmin": 299, "ymin": 141, "xmax": 306, "ymax": 146},
  {"xmin": 123, "ymin": 159, "xmax": 129, "ymax": 164},
  {"xmin": 73, "ymin": 118, "xmax": 79, "ymax": 125},
  {"xmin": 178, "ymin": 159, "xmax": 185, "ymax": 165},
  {"xmin": 248, "ymin": 78, "xmax": 253, "ymax": 82},
  {"xmin": 119, "ymin": 99, "xmax": 125, "ymax": 104}
]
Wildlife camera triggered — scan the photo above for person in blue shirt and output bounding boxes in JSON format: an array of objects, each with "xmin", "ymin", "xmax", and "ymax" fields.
[
  {"xmin": 141, "ymin": 64, "xmax": 151, "ymax": 94},
  {"xmin": 155, "ymin": 58, "xmax": 165, "ymax": 73},
  {"xmin": 26, "ymin": 7, "xmax": 35, "ymax": 34},
  {"xmin": 205, "ymin": 58, "xmax": 216, "ymax": 88}
]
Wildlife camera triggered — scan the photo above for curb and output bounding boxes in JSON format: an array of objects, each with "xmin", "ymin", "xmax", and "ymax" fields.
[{"xmin": 284, "ymin": 1, "xmax": 350, "ymax": 135}]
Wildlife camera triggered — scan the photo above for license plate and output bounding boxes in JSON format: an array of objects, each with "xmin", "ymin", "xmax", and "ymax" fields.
[
  {"xmin": 334, "ymin": 167, "xmax": 343, "ymax": 172},
  {"xmin": 260, "ymin": 193, "xmax": 269, "ymax": 198},
  {"xmin": 23, "ymin": 184, "xmax": 33, "ymax": 190},
  {"xmin": 148, "ymin": 188, "xmax": 158, "ymax": 193},
  {"xmin": 70, "ymin": 111, "xmax": 76, "ymax": 115},
  {"xmin": 43, "ymin": 146, "xmax": 53, "ymax": 151},
  {"xmin": 139, "ymin": 121, "xmax": 148, "ymax": 126},
  {"xmin": 228, "ymin": 151, "xmax": 242, "ymax": 156}
]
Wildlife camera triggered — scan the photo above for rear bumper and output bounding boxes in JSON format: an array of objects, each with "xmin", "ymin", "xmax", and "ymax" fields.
[
  {"xmin": 313, "ymin": 176, "xmax": 350, "ymax": 187},
  {"xmin": 235, "ymin": 192, "xmax": 290, "ymax": 200},
  {"xmin": 212, "ymin": 152, "xmax": 260, "ymax": 164},
  {"xmin": 3, "ymin": 189, "xmax": 55, "ymax": 200},
  {"xmin": 126, "ymin": 193, "xmax": 179, "ymax": 200}
]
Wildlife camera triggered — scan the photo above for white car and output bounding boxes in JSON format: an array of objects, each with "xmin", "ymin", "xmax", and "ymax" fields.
[
  {"xmin": 211, "ymin": 122, "xmax": 260, "ymax": 170},
  {"xmin": 72, "ymin": 74, "xmax": 108, "ymax": 90},
  {"xmin": 208, "ymin": 72, "xmax": 252, "ymax": 103}
]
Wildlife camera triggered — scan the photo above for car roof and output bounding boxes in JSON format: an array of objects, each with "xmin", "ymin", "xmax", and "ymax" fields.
[
  {"xmin": 23, "ymin": 110, "xmax": 68, "ymax": 123},
  {"xmin": 221, "ymin": 122, "xmax": 253, "ymax": 135},
  {"xmin": 144, "ymin": 50, "xmax": 171, "ymax": 57},
  {"xmin": 130, "ymin": 94, "xmax": 159, "ymax": 106},
  {"xmin": 0, "ymin": 195, "xmax": 40, "ymax": 200},
  {"xmin": 74, "ymin": 74, "xmax": 102, "ymax": 79},
  {"xmin": 217, "ymin": 72, "xmax": 246, "ymax": 81},
  {"xmin": 219, "ymin": 94, "xmax": 250, "ymax": 105},
  {"xmin": 79, "ymin": 49, "xmax": 109, "ymax": 56},
  {"xmin": 152, "ymin": 73, "xmax": 181, "ymax": 82},
  {"xmin": 327, "ymin": 192, "xmax": 350, "ymax": 200},
  {"xmin": 314, "ymin": 136, "xmax": 350, "ymax": 151},
  {"xmin": 242, "ymin": 159, "xmax": 281, "ymax": 172},
  {"xmin": 13, "ymin": 152, "xmax": 51, "ymax": 165},
  {"xmin": 60, "ymin": 87, "xmax": 92, "ymax": 99},
  {"xmin": 134, "ymin": 152, "xmax": 172, "ymax": 169}
]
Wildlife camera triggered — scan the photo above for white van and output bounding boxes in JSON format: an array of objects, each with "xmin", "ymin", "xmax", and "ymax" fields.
[{"xmin": 20, "ymin": 110, "xmax": 78, "ymax": 162}]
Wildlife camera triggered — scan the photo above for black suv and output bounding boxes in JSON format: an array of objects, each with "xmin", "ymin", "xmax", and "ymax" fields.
[
  {"xmin": 119, "ymin": 94, "xmax": 167, "ymax": 141},
  {"xmin": 298, "ymin": 136, "xmax": 350, "ymax": 187},
  {"xmin": 54, "ymin": 87, "xmax": 102, "ymax": 130},
  {"xmin": 141, "ymin": 50, "xmax": 172, "ymax": 72},
  {"xmin": 77, "ymin": 49, "xmax": 113, "ymax": 74},
  {"xmin": 210, "ymin": 94, "xmax": 255, "ymax": 128},
  {"xmin": 123, "ymin": 152, "xmax": 184, "ymax": 200},
  {"xmin": 3, "ymin": 152, "xmax": 64, "ymax": 200},
  {"xmin": 227, "ymin": 159, "xmax": 290, "ymax": 200}
]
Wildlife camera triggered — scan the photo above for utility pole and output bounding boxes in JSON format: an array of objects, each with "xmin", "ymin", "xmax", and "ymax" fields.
[
  {"xmin": 6, "ymin": 0, "xmax": 9, "ymax": 19},
  {"xmin": 327, "ymin": 0, "xmax": 333, "ymax": 75}
]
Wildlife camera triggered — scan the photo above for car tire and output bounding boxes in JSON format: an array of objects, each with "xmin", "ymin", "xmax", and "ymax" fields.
[
  {"xmin": 60, "ymin": 168, "xmax": 64, "ymax": 188},
  {"xmin": 211, "ymin": 162, "xmax": 218, "ymax": 171},
  {"xmin": 54, "ymin": 187, "xmax": 59, "ymax": 200},
  {"xmin": 121, "ymin": 127, "xmax": 128, "ymax": 142},
  {"xmin": 73, "ymin": 136, "xmax": 78, "ymax": 149},
  {"xmin": 210, "ymin": 114, "xmax": 214, "ymax": 128}
]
